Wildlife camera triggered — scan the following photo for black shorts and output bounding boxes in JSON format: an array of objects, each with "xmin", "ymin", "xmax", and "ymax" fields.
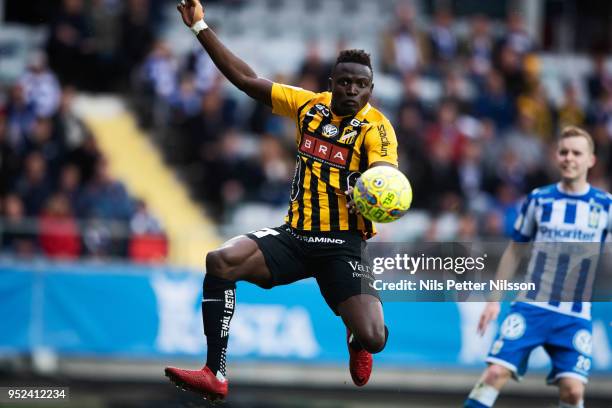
[{"xmin": 246, "ymin": 225, "xmax": 380, "ymax": 315}]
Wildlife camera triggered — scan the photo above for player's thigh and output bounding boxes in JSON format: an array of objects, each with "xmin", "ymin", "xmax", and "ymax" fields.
[
  {"xmin": 486, "ymin": 304, "xmax": 550, "ymax": 380},
  {"xmin": 206, "ymin": 235, "xmax": 272, "ymax": 287},
  {"xmin": 244, "ymin": 226, "xmax": 310, "ymax": 287},
  {"xmin": 314, "ymin": 255, "xmax": 380, "ymax": 316},
  {"xmin": 544, "ymin": 318, "xmax": 592, "ymax": 386}
]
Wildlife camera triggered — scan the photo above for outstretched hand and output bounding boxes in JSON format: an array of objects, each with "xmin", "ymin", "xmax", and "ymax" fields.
[
  {"xmin": 345, "ymin": 187, "xmax": 361, "ymax": 215},
  {"xmin": 177, "ymin": 0, "xmax": 205, "ymax": 27},
  {"xmin": 477, "ymin": 302, "xmax": 500, "ymax": 337}
]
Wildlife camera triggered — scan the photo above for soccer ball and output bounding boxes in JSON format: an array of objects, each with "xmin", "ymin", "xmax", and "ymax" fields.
[{"xmin": 353, "ymin": 166, "xmax": 412, "ymax": 223}]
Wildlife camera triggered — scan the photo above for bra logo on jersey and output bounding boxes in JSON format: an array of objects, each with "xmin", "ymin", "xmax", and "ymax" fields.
[
  {"xmin": 322, "ymin": 124, "xmax": 339, "ymax": 137},
  {"xmin": 300, "ymin": 133, "xmax": 349, "ymax": 168}
]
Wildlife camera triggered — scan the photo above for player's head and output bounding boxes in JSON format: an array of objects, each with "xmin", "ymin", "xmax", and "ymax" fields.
[
  {"xmin": 556, "ymin": 126, "xmax": 596, "ymax": 183},
  {"xmin": 329, "ymin": 49, "xmax": 373, "ymax": 116}
]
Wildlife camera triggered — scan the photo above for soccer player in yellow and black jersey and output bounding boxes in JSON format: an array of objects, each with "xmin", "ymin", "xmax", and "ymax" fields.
[{"xmin": 166, "ymin": 0, "xmax": 399, "ymax": 400}]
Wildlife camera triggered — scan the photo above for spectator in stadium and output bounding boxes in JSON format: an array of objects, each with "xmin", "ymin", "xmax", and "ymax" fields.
[
  {"xmin": 25, "ymin": 117, "xmax": 66, "ymax": 179},
  {"xmin": 427, "ymin": 7, "xmax": 459, "ymax": 71},
  {"xmin": 18, "ymin": 51, "xmax": 61, "ymax": 118},
  {"xmin": 557, "ymin": 81, "xmax": 586, "ymax": 130},
  {"xmin": 119, "ymin": 0, "xmax": 155, "ymax": 82},
  {"xmin": 498, "ymin": 112, "xmax": 546, "ymax": 171},
  {"xmin": 298, "ymin": 42, "xmax": 334, "ymax": 93},
  {"xmin": 473, "ymin": 70, "xmax": 515, "ymax": 131},
  {"xmin": 46, "ymin": 0, "xmax": 95, "ymax": 87},
  {"xmin": 425, "ymin": 98, "xmax": 467, "ymax": 164},
  {"xmin": 465, "ymin": 14, "xmax": 494, "ymax": 79},
  {"xmin": 1, "ymin": 194, "xmax": 37, "ymax": 257},
  {"xmin": 517, "ymin": 81, "xmax": 554, "ymax": 141},
  {"xmin": 57, "ymin": 164, "xmax": 85, "ymax": 218},
  {"xmin": 65, "ymin": 134, "xmax": 101, "ymax": 184},
  {"xmin": 38, "ymin": 193, "xmax": 81, "ymax": 259},
  {"xmin": 53, "ymin": 85, "xmax": 91, "ymax": 149},
  {"xmin": 6, "ymin": 84, "xmax": 36, "ymax": 155},
  {"xmin": 90, "ymin": 0, "xmax": 122, "ymax": 91},
  {"xmin": 494, "ymin": 44, "xmax": 526, "ymax": 101},
  {"xmin": 379, "ymin": 0, "xmax": 424, "ymax": 76},
  {"xmin": 79, "ymin": 157, "xmax": 133, "ymax": 222},
  {"xmin": 500, "ymin": 11, "xmax": 535, "ymax": 56},
  {"xmin": 458, "ymin": 138, "xmax": 487, "ymax": 212},
  {"xmin": 14, "ymin": 151, "xmax": 53, "ymax": 217},
  {"xmin": 586, "ymin": 52, "xmax": 612, "ymax": 101},
  {"xmin": 128, "ymin": 199, "xmax": 167, "ymax": 263},
  {"xmin": 185, "ymin": 43, "xmax": 220, "ymax": 94},
  {"xmin": 0, "ymin": 114, "xmax": 20, "ymax": 195}
]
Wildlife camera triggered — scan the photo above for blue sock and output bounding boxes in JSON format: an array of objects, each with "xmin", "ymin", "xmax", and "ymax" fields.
[{"xmin": 464, "ymin": 399, "xmax": 490, "ymax": 408}]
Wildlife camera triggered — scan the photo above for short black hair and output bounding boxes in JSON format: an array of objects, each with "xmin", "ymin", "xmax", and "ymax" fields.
[{"xmin": 335, "ymin": 49, "xmax": 372, "ymax": 71}]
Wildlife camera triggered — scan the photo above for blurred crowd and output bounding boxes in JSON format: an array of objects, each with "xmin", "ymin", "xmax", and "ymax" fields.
[
  {"xmin": 2, "ymin": 0, "xmax": 612, "ymax": 257},
  {"xmin": 0, "ymin": 0, "xmax": 167, "ymax": 261},
  {"xmin": 133, "ymin": 2, "xmax": 612, "ymax": 238}
]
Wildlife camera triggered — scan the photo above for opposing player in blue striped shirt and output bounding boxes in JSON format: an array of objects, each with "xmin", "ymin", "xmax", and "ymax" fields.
[{"xmin": 464, "ymin": 127, "xmax": 612, "ymax": 408}]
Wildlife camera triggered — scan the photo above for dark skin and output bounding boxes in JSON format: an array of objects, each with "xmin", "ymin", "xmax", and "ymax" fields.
[{"xmin": 178, "ymin": 0, "xmax": 390, "ymax": 353}]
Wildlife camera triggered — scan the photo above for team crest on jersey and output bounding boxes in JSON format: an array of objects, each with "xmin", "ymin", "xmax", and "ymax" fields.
[
  {"xmin": 339, "ymin": 129, "xmax": 358, "ymax": 144},
  {"xmin": 500, "ymin": 313, "xmax": 526, "ymax": 340},
  {"xmin": 588, "ymin": 200, "xmax": 602, "ymax": 228},
  {"xmin": 322, "ymin": 124, "xmax": 339, "ymax": 138}
]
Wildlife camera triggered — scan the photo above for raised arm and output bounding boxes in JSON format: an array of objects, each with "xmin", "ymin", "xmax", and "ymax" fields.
[{"xmin": 177, "ymin": 0, "xmax": 272, "ymax": 106}]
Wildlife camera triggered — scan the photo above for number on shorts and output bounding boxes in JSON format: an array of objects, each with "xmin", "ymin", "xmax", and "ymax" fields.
[
  {"xmin": 576, "ymin": 355, "xmax": 591, "ymax": 371},
  {"xmin": 251, "ymin": 228, "xmax": 280, "ymax": 238}
]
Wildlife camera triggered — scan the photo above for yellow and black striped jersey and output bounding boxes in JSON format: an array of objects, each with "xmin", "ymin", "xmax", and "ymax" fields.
[{"xmin": 271, "ymin": 83, "xmax": 399, "ymax": 238}]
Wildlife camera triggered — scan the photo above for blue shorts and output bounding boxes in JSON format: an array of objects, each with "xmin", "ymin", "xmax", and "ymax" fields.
[{"xmin": 486, "ymin": 303, "xmax": 592, "ymax": 385}]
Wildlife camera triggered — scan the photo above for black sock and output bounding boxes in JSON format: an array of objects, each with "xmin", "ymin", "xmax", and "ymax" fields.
[{"xmin": 202, "ymin": 274, "xmax": 236, "ymax": 377}]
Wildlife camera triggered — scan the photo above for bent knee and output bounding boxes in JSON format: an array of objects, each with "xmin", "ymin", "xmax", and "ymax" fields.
[
  {"xmin": 205, "ymin": 248, "xmax": 242, "ymax": 280},
  {"xmin": 559, "ymin": 381, "xmax": 584, "ymax": 404},
  {"xmin": 483, "ymin": 364, "xmax": 512, "ymax": 385}
]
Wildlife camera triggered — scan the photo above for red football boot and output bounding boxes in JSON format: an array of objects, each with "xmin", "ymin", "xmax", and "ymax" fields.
[
  {"xmin": 346, "ymin": 328, "xmax": 373, "ymax": 386},
  {"xmin": 164, "ymin": 365, "xmax": 228, "ymax": 401}
]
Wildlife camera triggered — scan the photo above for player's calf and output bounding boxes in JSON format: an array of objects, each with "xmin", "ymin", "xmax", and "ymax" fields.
[{"xmin": 351, "ymin": 323, "xmax": 387, "ymax": 354}]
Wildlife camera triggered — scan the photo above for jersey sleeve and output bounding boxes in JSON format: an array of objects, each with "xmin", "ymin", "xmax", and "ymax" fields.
[
  {"xmin": 364, "ymin": 117, "xmax": 399, "ymax": 166},
  {"xmin": 270, "ymin": 83, "xmax": 316, "ymax": 118},
  {"xmin": 512, "ymin": 193, "xmax": 537, "ymax": 242}
]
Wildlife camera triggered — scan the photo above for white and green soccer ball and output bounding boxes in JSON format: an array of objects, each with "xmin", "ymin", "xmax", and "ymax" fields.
[{"xmin": 353, "ymin": 166, "xmax": 412, "ymax": 223}]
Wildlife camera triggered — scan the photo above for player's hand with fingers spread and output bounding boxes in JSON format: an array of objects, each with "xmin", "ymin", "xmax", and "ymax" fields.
[
  {"xmin": 477, "ymin": 302, "xmax": 500, "ymax": 337},
  {"xmin": 344, "ymin": 187, "xmax": 361, "ymax": 215},
  {"xmin": 177, "ymin": 0, "xmax": 205, "ymax": 27}
]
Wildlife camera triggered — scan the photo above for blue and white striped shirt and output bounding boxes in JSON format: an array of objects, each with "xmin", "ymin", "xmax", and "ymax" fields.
[{"xmin": 513, "ymin": 183, "xmax": 612, "ymax": 320}]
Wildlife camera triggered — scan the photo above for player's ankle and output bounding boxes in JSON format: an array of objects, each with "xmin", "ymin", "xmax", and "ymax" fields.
[{"xmin": 465, "ymin": 381, "xmax": 499, "ymax": 407}]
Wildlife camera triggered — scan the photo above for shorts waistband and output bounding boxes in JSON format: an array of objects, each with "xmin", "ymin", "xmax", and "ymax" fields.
[{"xmin": 283, "ymin": 225, "xmax": 362, "ymax": 243}]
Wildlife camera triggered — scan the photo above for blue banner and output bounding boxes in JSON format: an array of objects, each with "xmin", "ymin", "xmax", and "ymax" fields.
[{"xmin": 1, "ymin": 261, "xmax": 611, "ymax": 373}]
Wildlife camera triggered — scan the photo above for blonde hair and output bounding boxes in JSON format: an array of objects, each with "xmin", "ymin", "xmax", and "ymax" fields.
[{"xmin": 559, "ymin": 126, "xmax": 594, "ymax": 153}]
